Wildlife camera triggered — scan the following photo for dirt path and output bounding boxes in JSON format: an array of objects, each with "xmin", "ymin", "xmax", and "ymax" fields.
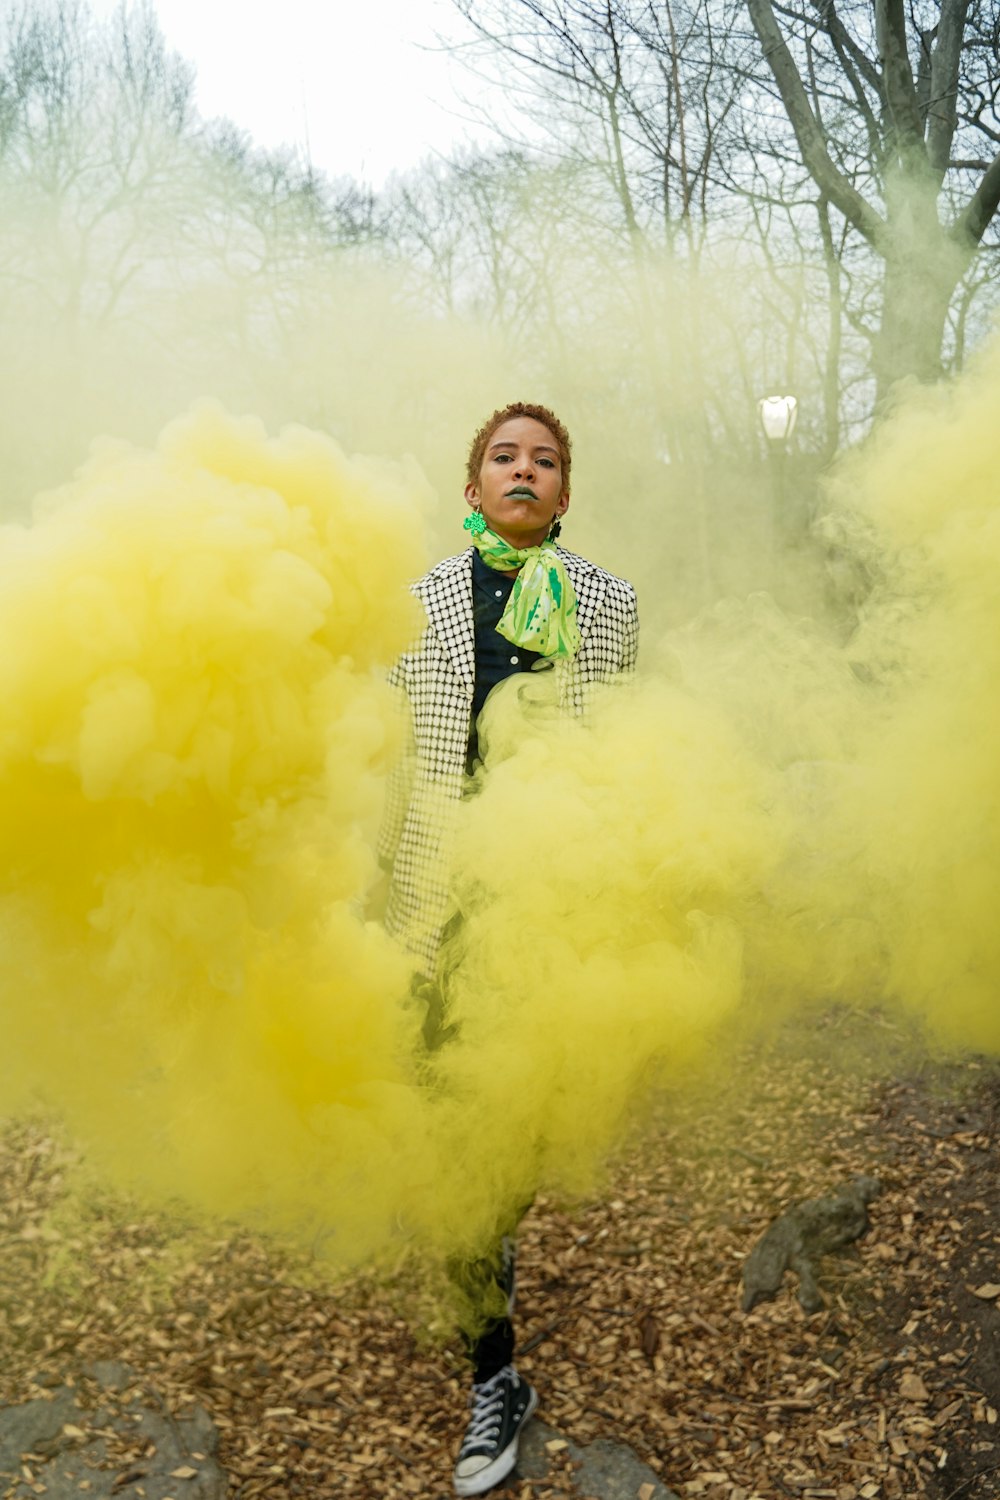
[{"xmin": 1, "ymin": 1011, "xmax": 998, "ymax": 1500}]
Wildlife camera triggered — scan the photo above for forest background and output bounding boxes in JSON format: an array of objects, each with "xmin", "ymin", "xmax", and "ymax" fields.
[{"xmin": 4, "ymin": 0, "xmax": 999, "ymax": 630}]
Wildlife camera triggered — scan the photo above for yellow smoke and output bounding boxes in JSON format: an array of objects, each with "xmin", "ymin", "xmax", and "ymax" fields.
[
  {"xmin": 413, "ymin": 333, "xmax": 1000, "ymax": 1252},
  {"xmin": 2, "ymin": 331, "xmax": 1000, "ymax": 1276},
  {"xmin": 0, "ymin": 395, "xmax": 786, "ymax": 1270},
  {"xmin": 0, "ymin": 404, "xmax": 440, "ymax": 1258},
  {"xmin": 430, "ymin": 670, "xmax": 780, "ymax": 1255},
  {"xmin": 808, "ymin": 344, "xmax": 1000, "ymax": 1049},
  {"xmin": 654, "ymin": 339, "xmax": 1000, "ymax": 1053}
]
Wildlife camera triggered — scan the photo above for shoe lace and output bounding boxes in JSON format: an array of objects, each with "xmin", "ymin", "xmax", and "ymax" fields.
[{"xmin": 459, "ymin": 1367, "xmax": 513, "ymax": 1454}]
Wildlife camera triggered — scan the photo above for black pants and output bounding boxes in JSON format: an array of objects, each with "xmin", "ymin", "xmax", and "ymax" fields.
[
  {"xmin": 455, "ymin": 1234, "xmax": 517, "ymax": 1383},
  {"xmin": 414, "ymin": 967, "xmax": 523, "ymax": 1383}
]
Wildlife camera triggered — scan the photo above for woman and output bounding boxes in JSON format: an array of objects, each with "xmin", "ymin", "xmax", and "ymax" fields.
[{"xmin": 378, "ymin": 401, "xmax": 638, "ymax": 1496}]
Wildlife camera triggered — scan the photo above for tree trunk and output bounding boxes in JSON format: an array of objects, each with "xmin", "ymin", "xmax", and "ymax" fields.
[
  {"xmin": 873, "ymin": 176, "xmax": 969, "ymax": 404},
  {"xmin": 816, "ymin": 197, "xmax": 842, "ymax": 460}
]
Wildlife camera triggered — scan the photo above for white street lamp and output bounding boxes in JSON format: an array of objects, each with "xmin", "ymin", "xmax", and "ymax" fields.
[
  {"xmin": 758, "ymin": 394, "xmax": 798, "ymax": 443},
  {"xmin": 757, "ymin": 396, "xmax": 799, "ymax": 560}
]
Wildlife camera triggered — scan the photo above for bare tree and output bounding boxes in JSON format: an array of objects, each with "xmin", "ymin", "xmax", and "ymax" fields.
[
  {"xmin": 739, "ymin": 0, "xmax": 1000, "ymax": 402},
  {"xmin": 444, "ymin": 0, "xmax": 862, "ymax": 472},
  {"xmin": 0, "ymin": 0, "xmax": 197, "ymax": 333},
  {"xmin": 452, "ymin": 0, "xmax": 738, "ymax": 254},
  {"xmin": 446, "ymin": 0, "xmax": 1000, "ymax": 430},
  {"xmin": 0, "ymin": 0, "xmax": 391, "ymax": 502}
]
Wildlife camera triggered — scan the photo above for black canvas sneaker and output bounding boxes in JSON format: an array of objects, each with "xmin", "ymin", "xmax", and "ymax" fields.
[{"xmin": 453, "ymin": 1363, "xmax": 538, "ymax": 1496}]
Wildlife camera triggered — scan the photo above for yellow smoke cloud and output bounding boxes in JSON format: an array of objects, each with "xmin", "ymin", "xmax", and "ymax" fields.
[
  {"xmin": 0, "ymin": 396, "xmax": 786, "ymax": 1271},
  {"xmin": 0, "ymin": 404, "xmax": 442, "ymax": 1258},
  {"xmin": 418, "ymin": 334, "xmax": 1000, "ymax": 1254},
  {"xmin": 3, "ymin": 331, "xmax": 1000, "ymax": 1278},
  {"xmin": 429, "ymin": 670, "xmax": 781, "ymax": 1255},
  {"xmin": 810, "ymin": 344, "xmax": 1000, "ymax": 1049}
]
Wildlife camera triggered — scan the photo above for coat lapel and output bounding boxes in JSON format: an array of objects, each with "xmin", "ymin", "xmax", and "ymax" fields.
[{"xmin": 417, "ymin": 549, "xmax": 475, "ymax": 698}]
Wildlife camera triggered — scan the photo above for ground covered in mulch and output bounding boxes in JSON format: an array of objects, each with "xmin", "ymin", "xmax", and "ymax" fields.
[{"xmin": 2, "ymin": 1008, "xmax": 999, "ymax": 1500}]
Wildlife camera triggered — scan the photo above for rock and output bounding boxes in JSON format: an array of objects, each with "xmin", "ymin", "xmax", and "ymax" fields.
[
  {"xmin": 86, "ymin": 1359, "xmax": 136, "ymax": 1392},
  {"xmin": 0, "ymin": 1384, "xmax": 226, "ymax": 1500},
  {"xmin": 519, "ymin": 1417, "xmax": 679, "ymax": 1498},
  {"xmin": 577, "ymin": 1437, "xmax": 679, "ymax": 1499},
  {"xmin": 0, "ymin": 1388, "xmax": 81, "ymax": 1468},
  {"xmin": 742, "ymin": 1174, "xmax": 882, "ymax": 1313},
  {"xmin": 518, "ymin": 1419, "xmax": 565, "ymax": 1479}
]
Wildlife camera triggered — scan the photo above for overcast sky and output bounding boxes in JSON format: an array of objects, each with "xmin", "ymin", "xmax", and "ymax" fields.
[{"xmin": 90, "ymin": 0, "xmax": 493, "ymax": 185}]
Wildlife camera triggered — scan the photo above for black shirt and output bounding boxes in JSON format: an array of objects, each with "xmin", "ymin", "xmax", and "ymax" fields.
[{"xmin": 468, "ymin": 549, "xmax": 543, "ymax": 770}]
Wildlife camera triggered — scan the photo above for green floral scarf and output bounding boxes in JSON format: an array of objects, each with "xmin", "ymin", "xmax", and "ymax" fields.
[{"xmin": 471, "ymin": 528, "xmax": 580, "ymax": 659}]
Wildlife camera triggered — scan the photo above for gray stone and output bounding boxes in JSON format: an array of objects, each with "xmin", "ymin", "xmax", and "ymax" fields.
[
  {"xmin": 519, "ymin": 1417, "xmax": 678, "ymax": 1498},
  {"xmin": 577, "ymin": 1437, "xmax": 678, "ymax": 1499},
  {"xmin": 0, "ymin": 1388, "xmax": 81, "ymax": 1469},
  {"xmin": 0, "ymin": 1385, "xmax": 226, "ymax": 1500},
  {"xmin": 517, "ymin": 1417, "xmax": 565, "ymax": 1479},
  {"xmin": 742, "ymin": 1174, "xmax": 882, "ymax": 1313},
  {"xmin": 87, "ymin": 1359, "xmax": 136, "ymax": 1392},
  {"xmin": 108, "ymin": 1402, "xmax": 226, "ymax": 1500}
]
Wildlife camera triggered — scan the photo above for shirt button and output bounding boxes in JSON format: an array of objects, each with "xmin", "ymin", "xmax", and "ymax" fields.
[
  {"xmin": 510, "ymin": 655, "xmax": 519, "ymax": 664},
  {"xmin": 495, "ymin": 589, "xmax": 503, "ymax": 598}
]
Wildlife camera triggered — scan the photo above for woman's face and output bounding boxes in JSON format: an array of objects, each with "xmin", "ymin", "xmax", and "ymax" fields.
[{"xmin": 464, "ymin": 415, "xmax": 570, "ymax": 549}]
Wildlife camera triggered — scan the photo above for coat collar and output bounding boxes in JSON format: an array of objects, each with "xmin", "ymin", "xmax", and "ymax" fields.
[{"xmin": 415, "ymin": 546, "xmax": 607, "ymax": 696}]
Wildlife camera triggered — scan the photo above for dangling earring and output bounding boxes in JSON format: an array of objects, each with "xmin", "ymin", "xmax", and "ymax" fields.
[
  {"xmin": 464, "ymin": 506, "xmax": 486, "ymax": 536},
  {"xmin": 548, "ymin": 517, "xmax": 563, "ymax": 541}
]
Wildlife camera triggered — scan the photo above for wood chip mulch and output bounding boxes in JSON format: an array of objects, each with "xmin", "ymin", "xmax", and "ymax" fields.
[{"xmin": 2, "ymin": 1007, "xmax": 999, "ymax": 1500}]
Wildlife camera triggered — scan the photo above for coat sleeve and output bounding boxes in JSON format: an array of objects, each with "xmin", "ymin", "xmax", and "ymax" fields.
[
  {"xmin": 375, "ymin": 664, "xmax": 416, "ymax": 875},
  {"xmin": 619, "ymin": 581, "xmax": 639, "ymax": 675}
]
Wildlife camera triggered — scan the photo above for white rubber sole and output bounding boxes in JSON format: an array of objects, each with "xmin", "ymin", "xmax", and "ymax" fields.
[{"xmin": 453, "ymin": 1385, "xmax": 539, "ymax": 1497}]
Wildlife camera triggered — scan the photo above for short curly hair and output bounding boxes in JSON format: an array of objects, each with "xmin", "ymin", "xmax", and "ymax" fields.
[{"xmin": 466, "ymin": 402, "xmax": 572, "ymax": 490}]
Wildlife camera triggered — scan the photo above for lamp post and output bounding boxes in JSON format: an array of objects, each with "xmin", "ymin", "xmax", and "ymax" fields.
[
  {"xmin": 758, "ymin": 395, "xmax": 798, "ymax": 552},
  {"xmin": 758, "ymin": 394, "xmax": 799, "ymax": 444}
]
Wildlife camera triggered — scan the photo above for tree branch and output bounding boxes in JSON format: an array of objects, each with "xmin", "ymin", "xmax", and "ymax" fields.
[
  {"xmin": 952, "ymin": 148, "xmax": 1000, "ymax": 248},
  {"xmin": 827, "ymin": 28, "xmax": 884, "ymax": 168},
  {"xmin": 873, "ymin": 0, "xmax": 925, "ymax": 159},
  {"xmin": 806, "ymin": 0, "xmax": 882, "ymax": 95},
  {"xmin": 926, "ymin": 0, "xmax": 972, "ymax": 180},
  {"xmin": 745, "ymin": 0, "xmax": 885, "ymax": 247}
]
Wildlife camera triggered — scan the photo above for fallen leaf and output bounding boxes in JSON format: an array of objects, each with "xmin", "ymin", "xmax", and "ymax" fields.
[
  {"xmin": 639, "ymin": 1312, "xmax": 661, "ymax": 1359},
  {"xmin": 112, "ymin": 1467, "xmax": 147, "ymax": 1491}
]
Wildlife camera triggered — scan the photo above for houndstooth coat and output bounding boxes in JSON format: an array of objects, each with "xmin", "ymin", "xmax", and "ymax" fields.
[{"xmin": 378, "ymin": 545, "xmax": 638, "ymax": 973}]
